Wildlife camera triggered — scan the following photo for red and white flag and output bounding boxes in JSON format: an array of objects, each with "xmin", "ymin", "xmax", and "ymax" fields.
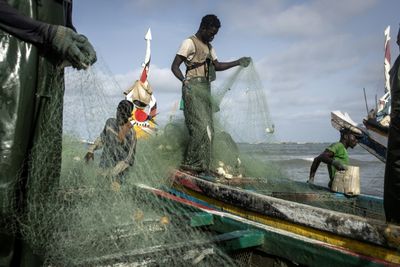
[
  {"xmin": 140, "ymin": 28, "xmax": 152, "ymax": 85},
  {"xmin": 384, "ymin": 25, "xmax": 391, "ymax": 93}
]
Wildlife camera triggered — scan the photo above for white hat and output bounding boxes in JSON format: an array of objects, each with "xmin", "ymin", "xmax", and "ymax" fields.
[{"xmin": 128, "ymin": 80, "xmax": 153, "ymax": 105}]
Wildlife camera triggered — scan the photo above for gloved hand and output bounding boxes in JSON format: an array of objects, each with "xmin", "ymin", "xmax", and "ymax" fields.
[
  {"xmin": 332, "ymin": 160, "xmax": 347, "ymax": 171},
  {"xmin": 84, "ymin": 152, "xmax": 94, "ymax": 163},
  {"xmin": 239, "ymin": 57, "xmax": 251, "ymax": 68},
  {"xmin": 50, "ymin": 25, "xmax": 97, "ymax": 70}
]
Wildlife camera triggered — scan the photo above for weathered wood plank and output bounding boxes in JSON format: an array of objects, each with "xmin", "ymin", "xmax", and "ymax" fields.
[
  {"xmin": 142, "ymin": 184, "xmax": 396, "ymax": 266},
  {"xmin": 172, "ymin": 170, "xmax": 400, "ymax": 249}
]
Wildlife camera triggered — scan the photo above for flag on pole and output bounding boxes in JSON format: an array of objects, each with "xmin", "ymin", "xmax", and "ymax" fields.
[
  {"xmin": 124, "ymin": 28, "xmax": 158, "ymax": 139},
  {"xmin": 140, "ymin": 28, "xmax": 152, "ymax": 84},
  {"xmin": 377, "ymin": 26, "xmax": 392, "ymax": 115},
  {"xmin": 384, "ymin": 25, "xmax": 391, "ymax": 93}
]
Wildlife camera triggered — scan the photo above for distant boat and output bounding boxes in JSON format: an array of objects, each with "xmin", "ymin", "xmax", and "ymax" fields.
[{"xmin": 331, "ymin": 26, "xmax": 393, "ymax": 163}]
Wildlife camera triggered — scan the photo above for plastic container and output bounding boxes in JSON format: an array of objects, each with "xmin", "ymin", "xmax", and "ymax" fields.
[{"xmin": 331, "ymin": 165, "xmax": 360, "ymax": 196}]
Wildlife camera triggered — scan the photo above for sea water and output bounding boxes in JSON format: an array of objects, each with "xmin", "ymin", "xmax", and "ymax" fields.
[{"xmin": 239, "ymin": 143, "xmax": 385, "ymax": 197}]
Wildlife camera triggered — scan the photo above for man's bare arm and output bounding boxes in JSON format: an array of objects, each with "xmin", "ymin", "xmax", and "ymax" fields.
[{"xmin": 171, "ymin": 55, "xmax": 186, "ymax": 82}]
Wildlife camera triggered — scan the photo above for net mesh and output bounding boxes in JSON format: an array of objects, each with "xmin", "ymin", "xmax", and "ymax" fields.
[
  {"xmin": 7, "ymin": 57, "xmax": 384, "ymax": 266},
  {"xmin": 213, "ymin": 63, "xmax": 275, "ymax": 144}
]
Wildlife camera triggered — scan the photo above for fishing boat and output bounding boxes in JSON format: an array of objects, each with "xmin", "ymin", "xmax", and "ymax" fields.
[
  {"xmin": 331, "ymin": 26, "xmax": 393, "ymax": 163},
  {"xmin": 73, "ymin": 181, "xmax": 390, "ymax": 266},
  {"xmin": 63, "ymin": 26, "xmax": 399, "ymax": 267},
  {"xmin": 58, "ymin": 176, "xmax": 394, "ymax": 266},
  {"xmin": 331, "ymin": 110, "xmax": 387, "ymax": 162},
  {"xmin": 163, "ymin": 169, "xmax": 400, "ymax": 266}
]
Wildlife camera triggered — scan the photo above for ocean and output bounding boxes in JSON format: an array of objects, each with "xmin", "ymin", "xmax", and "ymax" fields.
[{"xmin": 239, "ymin": 142, "xmax": 385, "ymax": 197}]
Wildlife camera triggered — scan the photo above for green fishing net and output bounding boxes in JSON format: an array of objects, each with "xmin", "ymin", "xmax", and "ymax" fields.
[{"xmin": 7, "ymin": 58, "xmax": 383, "ymax": 266}]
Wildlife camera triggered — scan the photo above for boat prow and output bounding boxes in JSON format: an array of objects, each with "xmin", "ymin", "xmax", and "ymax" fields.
[
  {"xmin": 363, "ymin": 117, "xmax": 389, "ymax": 137},
  {"xmin": 331, "ymin": 110, "xmax": 387, "ymax": 162}
]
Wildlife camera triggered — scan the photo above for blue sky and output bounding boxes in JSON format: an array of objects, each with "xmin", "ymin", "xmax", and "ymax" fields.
[{"xmin": 71, "ymin": 0, "xmax": 400, "ymax": 142}]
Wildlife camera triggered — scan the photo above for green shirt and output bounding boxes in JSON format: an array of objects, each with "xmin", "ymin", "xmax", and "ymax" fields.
[{"xmin": 326, "ymin": 142, "xmax": 349, "ymax": 179}]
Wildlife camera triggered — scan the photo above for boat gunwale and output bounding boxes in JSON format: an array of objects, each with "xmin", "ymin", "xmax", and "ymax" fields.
[{"xmin": 171, "ymin": 170, "xmax": 400, "ymax": 250}]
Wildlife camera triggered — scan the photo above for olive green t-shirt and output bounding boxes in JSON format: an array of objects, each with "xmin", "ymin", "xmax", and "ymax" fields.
[{"xmin": 326, "ymin": 142, "xmax": 349, "ymax": 178}]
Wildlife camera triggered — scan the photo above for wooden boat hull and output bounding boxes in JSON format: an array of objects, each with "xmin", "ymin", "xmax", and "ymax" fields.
[
  {"xmin": 168, "ymin": 170, "xmax": 400, "ymax": 265},
  {"xmin": 139, "ymin": 183, "xmax": 397, "ymax": 267}
]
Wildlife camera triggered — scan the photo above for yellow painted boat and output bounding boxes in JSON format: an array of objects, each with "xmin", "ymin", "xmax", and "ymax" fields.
[{"xmin": 168, "ymin": 169, "xmax": 400, "ymax": 265}]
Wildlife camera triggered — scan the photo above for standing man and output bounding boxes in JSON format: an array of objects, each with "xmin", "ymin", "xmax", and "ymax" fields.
[
  {"xmin": 0, "ymin": 0, "xmax": 96, "ymax": 266},
  {"xmin": 308, "ymin": 128, "xmax": 359, "ymax": 189},
  {"xmin": 85, "ymin": 100, "xmax": 137, "ymax": 185},
  {"xmin": 384, "ymin": 26, "xmax": 400, "ymax": 224},
  {"xmin": 171, "ymin": 14, "xmax": 251, "ymax": 175}
]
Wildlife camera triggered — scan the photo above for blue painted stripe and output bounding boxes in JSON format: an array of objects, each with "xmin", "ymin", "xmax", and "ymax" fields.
[{"xmin": 163, "ymin": 186, "xmax": 221, "ymax": 210}]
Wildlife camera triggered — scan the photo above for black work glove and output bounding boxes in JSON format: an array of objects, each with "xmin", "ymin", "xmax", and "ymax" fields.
[{"xmin": 50, "ymin": 25, "xmax": 97, "ymax": 70}]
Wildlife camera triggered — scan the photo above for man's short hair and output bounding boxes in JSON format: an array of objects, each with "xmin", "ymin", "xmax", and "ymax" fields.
[{"xmin": 200, "ymin": 14, "xmax": 221, "ymax": 30}]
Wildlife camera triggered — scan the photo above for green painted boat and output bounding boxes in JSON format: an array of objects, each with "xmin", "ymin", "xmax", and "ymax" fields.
[{"xmin": 164, "ymin": 169, "xmax": 400, "ymax": 265}]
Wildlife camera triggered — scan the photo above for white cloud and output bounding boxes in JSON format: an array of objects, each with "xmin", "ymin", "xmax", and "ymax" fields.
[
  {"xmin": 222, "ymin": 0, "xmax": 378, "ymax": 37},
  {"xmin": 255, "ymin": 33, "xmax": 361, "ymax": 97},
  {"xmin": 72, "ymin": 0, "xmax": 395, "ymax": 142},
  {"xmin": 114, "ymin": 64, "xmax": 180, "ymax": 93},
  {"xmin": 126, "ymin": 0, "xmax": 201, "ymax": 9}
]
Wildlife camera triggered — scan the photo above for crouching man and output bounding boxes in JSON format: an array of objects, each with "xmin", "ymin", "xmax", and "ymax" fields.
[{"xmin": 85, "ymin": 100, "xmax": 137, "ymax": 184}]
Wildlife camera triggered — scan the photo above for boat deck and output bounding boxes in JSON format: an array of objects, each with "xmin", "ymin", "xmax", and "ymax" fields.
[
  {"xmin": 195, "ymin": 172, "xmax": 385, "ymax": 221},
  {"xmin": 168, "ymin": 169, "xmax": 400, "ymax": 265}
]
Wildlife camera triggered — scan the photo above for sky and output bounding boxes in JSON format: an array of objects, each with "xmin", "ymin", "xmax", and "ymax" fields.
[{"xmin": 71, "ymin": 0, "xmax": 400, "ymax": 142}]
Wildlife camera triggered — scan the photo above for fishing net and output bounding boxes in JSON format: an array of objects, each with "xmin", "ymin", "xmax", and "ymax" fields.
[
  {"xmin": 6, "ymin": 55, "xmax": 385, "ymax": 266},
  {"xmin": 5, "ymin": 56, "xmax": 244, "ymax": 266},
  {"xmin": 213, "ymin": 64, "xmax": 275, "ymax": 144}
]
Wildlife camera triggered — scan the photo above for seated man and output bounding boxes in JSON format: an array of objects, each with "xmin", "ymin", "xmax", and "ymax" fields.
[
  {"xmin": 308, "ymin": 128, "xmax": 360, "ymax": 189},
  {"xmin": 85, "ymin": 100, "xmax": 137, "ymax": 184}
]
